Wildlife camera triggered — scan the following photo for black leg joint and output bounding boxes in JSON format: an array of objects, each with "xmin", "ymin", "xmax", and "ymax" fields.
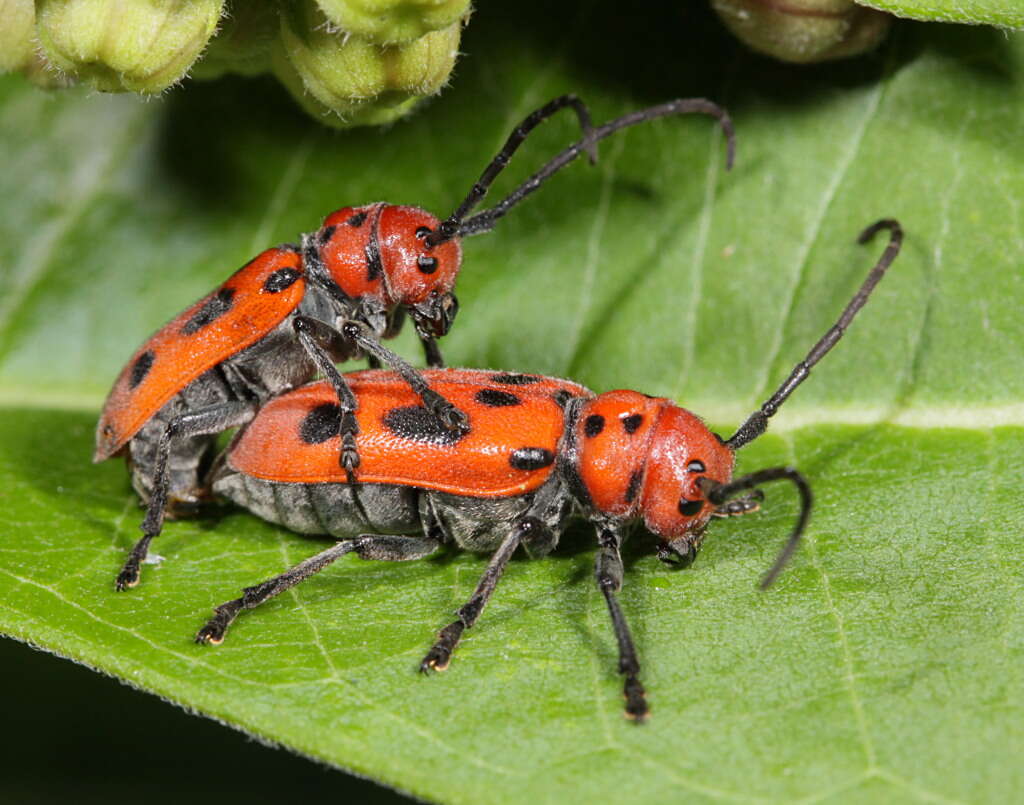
[{"xmin": 656, "ymin": 539, "xmax": 697, "ymax": 568}]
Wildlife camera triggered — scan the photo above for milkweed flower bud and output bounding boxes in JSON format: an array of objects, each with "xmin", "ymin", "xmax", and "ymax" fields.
[
  {"xmin": 0, "ymin": 0, "xmax": 36, "ymax": 72},
  {"xmin": 712, "ymin": 0, "xmax": 892, "ymax": 64},
  {"xmin": 274, "ymin": 0, "xmax": 461, "ymax": 128},
  {"xmin": 192, "ymin": 1, "xmax": 279, "ymax": 80},
  {"xmin": 314, "ymin": 0, "xmax": 472, "ymax": 44},
  {"xmin": 35, "ymin": 0, "xmax": 225, "ymax": 93}
]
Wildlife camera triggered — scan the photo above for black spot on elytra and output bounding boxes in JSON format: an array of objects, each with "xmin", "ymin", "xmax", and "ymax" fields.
[
  {"xmin": 299, "ymin": 403, "xmax": 342, "ymax": 444},
  {"xmin": 584, "ymin": 414, "xmax": 605, "ymax": 438},
  {"xmin": 318, "ymin": 225, "xmax": 337, "ymax": 244},
  {"xmin": 622, "ymin": 413, "xmax": 643, "ymax": 435},
  {"xmin": 262, "ymin": 267, "xmax": 302, "ymax": 293},
  {"xmin": 347, "ymin": 211, "xmax": 368, "ymax": 228},
  {"xmin": 625, "ymin": 469, "xmax": 643, "ymax": 504},
  {"xmin": 384, "ymin": 405, "xmax": 466, "ymax": 446},
  {"xmin": 552, "ymin": 390, "xmax": 572, "ymax": 408},
  {"xmin": 365, "ymin": 233, "xmax": 383, "ymax": 281},
  {"xmin": 417, "ymin": 255, "xmax": 438, "ymax": 274},
  {"xmin": 687, "ymin": 459, "xmax": 706, "ymax": 473},
  {"xmin": 475, "ymin": 389, "xmax": 521, "ymax": 407},
  {"xmin": 490, "ymin": 373, "xmax": 541, "ymax": 386},
  {"xmin": 509, "ymin": 447, "xmax": 554, "ymax": 471},
  {"xmin": 678, "ymin": 498, "xmax": 703, "ymax": 517},
  {"xmin": 182, "ymin": 288, "xmax": 235, "ymax": 335},
  {"xmin": 129, "ymin": 350, "xmax": 155, "ymax": 388}
]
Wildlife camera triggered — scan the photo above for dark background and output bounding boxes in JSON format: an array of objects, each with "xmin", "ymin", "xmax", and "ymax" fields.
[{"xmin": 0, "ymin": 637, "xmax": 410, "ymax": 803}]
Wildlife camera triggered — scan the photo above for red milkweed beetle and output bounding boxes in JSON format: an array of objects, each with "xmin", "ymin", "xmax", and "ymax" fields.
[
  {"xmin": 190, "ymin": 219, "xmax": 903, "ymax": 721},
  {"xmin": 95, "ymin": 96, "xmax": 736, "ymax": 592}
]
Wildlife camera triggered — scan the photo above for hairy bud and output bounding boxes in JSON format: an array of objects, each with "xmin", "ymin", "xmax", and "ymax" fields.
[
  {"xmin": 712, "ymin": 0, "xmax": 892, "ymax": 63},
  {"xmin": 36, "ymin": 0, "xmax": 224, "ymax": 92},
  {"xmin": 274, "ymin": 0, "xmax": 461, "ymax": 127},
  {"xmin": 315, "ymin": 0, "xmax": 472, "ymax": 44}
]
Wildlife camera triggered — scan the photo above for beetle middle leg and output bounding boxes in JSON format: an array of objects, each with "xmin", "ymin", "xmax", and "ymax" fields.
[
  {"xmin": 420, "ymin": 517, "xmax": 550, "ymax": 672},
  {"xmin": 116, "ymin": 400, "xmax": 256, "ymax": 592},
  {"xmin": 195, "ymin": 534, "xmax": 441, "ymax": 645}
]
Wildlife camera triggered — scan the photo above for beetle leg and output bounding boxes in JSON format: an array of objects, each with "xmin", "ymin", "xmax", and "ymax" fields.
[
  {"xmin": 596, "ymin": 526, "xmax": 648, "ymax": 722},
  {"xmin": 712, "ymin": 488, "xmax": 764, "ymax": 518},
  {"xmin": 195, "ymin": 534, "xmax": 441, "ymax": 645},
  {"xmin": 420, "ymin": 517, "xmax": 548, "ymax": 673},
  {"xmin": 656, "ymin": 538, "xmax": 698, "ymax": 568},
  {"xmin": 117, "ymin": 400, "xmax": 256, "ymax": 592},
  {"xmin": 341, "ymin": 320, "xmax": 468, "ymax": 434},
  {"xmin": 421, "ymin": 334, "xmax": 444, "ymax": 368},
  {"xmin": 293, "ymin": 316, "xmax": 362, "ymax": 482}
]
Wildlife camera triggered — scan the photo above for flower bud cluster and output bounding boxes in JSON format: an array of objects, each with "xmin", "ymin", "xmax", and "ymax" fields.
[
  {"xmin": 2, "ymin": 0, "xmax": 470, "ymax": 127},
  {"xmin": 711, "ymin": 0, "xmax": 891, "ymax": 63}
]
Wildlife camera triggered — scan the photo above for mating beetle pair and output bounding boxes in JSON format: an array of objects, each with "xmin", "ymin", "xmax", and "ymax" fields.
[
  {"xmin": 95, "ymin": 96, "xmax": 733, "ymax": 593},
  {"xmin": 96, "ymin": 95, "xmax": 901, "ymax": 721}
]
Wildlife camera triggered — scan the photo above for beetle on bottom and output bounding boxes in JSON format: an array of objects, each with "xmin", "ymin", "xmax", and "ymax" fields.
[{"xmin": 188, "ymin": 219, "xmax": 902, "ymax": 721}]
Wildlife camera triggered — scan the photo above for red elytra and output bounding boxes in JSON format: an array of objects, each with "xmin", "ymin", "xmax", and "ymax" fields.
[
  {"xmin": 190, "ymin": 216, "xmax": 902, "ymax": 724},
  {"xmin": 98, "ymin": 96, "xmax": 736, "ymax": 593},
  {"xmin": 95, "ymin": 246, "xmax": 306, "ymax": 461},
  {"xmin": 229, "ymin": 370, "xmax": 590, "ymax": 496}
]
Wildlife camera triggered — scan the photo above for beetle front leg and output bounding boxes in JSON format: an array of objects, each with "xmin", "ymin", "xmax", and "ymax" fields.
[
  {"xmin": 596, "ymin": 526, "xmax": 648, "ymax": 721},
  {"xmin": 117, "ymin": 400, "xmax": 256, "ymax": 591},
  {"xmin": 712, "ymin": 488, "xmax": 764, "ymax": 518},
  {"xmin": 421, "ymin": 334, "xmax": 444, "ymax": 368},
  {"xmin": 340, "ymin": 321, "xmax": 468, "ymax": 435},
  {"xmin": 420, "ymin": 517, "xmax": 549, "ymax": 672}
]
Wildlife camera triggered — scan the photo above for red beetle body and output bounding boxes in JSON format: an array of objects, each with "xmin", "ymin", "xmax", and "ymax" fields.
[
  {"xmin": 189, "ymin": 220, "xmax": 902, "ymax": 722},
  {"xmin": 213, "ymin": 370, "xmax": 734, "ymax": 550},
  {"xmin": 98, "ymin": 97, "xmax": 736, "ymax": 592}
]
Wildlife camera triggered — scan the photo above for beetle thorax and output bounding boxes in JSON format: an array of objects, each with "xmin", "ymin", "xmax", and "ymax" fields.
[
  {"xmin": 571, "ymin": 391, "xmax": 667, "ymax": 520},
  {"xmin": 569, "ymin": 392, "xmax": 735, "ymax": 539}
]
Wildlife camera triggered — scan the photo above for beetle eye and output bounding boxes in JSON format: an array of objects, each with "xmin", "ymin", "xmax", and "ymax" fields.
[
  {"xmin": 415, "ymin": 226, "xmax": 432, "ymax": 240},
  {"xmin": 678, "ymin": 498, "xmax": 703, "ymax": 517},
  {"xmin": 417, "ymin": 255, "xmax": 438, "ymax": 274},
  {"xmin": 687, "ymin": 459, "xmax": 705, "ymax": 473}
]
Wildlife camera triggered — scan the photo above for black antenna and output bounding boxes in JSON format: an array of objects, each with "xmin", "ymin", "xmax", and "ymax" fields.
[
  {"xmin": 423, "ymin": 95, "xmax": 598, "ymax": 248},
  {"xmin": 708, "ymin": 467, "xmax": 812, "ymax": 589},
  {"xmin": 426, "ymin": 98, "xmax": 735, "ymax": 246},
  {"xmin": 725, "ymin": 218, "xmax": 903, "ymax": 452}
]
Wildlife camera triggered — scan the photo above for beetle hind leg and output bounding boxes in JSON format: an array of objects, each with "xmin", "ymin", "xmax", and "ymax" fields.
[
  {"xmin": 196, "ymin": 534, "xmax": 440, "ymax": 645},
  {"xmin": 116, "ymin": 401, "xmax": 256, "ymax": 591},
  {"xmin": 420, "ymin": 517, "xmax": 548, "ymax": 673}
]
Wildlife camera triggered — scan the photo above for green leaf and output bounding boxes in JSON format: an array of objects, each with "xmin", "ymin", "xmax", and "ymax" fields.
[
  {"xmin": 1, "ymin": 7, "xmax": 1022, "ymax": 804},
  {"xmin": 860, "ymin": 0, "xmax": 1023, "ymax": 29}
]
